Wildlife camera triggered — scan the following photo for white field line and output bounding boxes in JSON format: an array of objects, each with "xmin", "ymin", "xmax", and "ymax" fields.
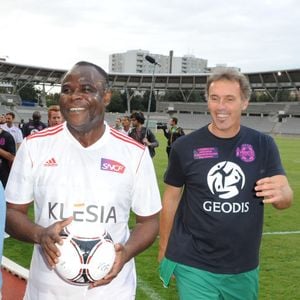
[
  {"xmin": 137, "ymin": 277, "xmax": 163, "ymax": 300},
  {"xmin": 263, "ymin": 230, "xmax": 300, "ymax": 235}
]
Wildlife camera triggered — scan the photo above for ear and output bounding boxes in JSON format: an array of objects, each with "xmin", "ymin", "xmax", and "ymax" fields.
[
  {"xmin": 103, "ymin": 90, "xmax": 112, "ymax": 107},
  {"xmin": 242, "ymin": 100, "xmax": 249, "ymax": 111}
]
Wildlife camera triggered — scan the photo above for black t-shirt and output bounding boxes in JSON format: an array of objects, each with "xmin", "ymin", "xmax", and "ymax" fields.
[
  {"xmin": 0, "ymin": 130, "xmax": 16, "ymax": 187},
  {"xmin": 22, "ymin": 120, "xmax": 47, "ymax": 137},
  {"xmin": 164, "ymin": 125, "xmax": 285, "ymax": 274}
]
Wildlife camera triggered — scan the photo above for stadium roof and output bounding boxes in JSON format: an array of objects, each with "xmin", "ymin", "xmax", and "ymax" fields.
[{"xmin": 1, "ymin": 60, "xmax": 300, "ymax": 92}]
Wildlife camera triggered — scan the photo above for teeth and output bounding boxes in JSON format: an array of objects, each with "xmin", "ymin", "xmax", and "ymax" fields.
[
  {"xmin": 217, "ymin": 113, "xmax": 228, "ymax": 117},
  {"xmin": 70, "ymin": 107, "xmax": 85, "ymax": 112}
]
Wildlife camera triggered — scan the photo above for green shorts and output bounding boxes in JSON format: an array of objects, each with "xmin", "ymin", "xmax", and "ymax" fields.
[{"xmin": 159, "ymin": 257, "xmax": 259, "ymax": 300}]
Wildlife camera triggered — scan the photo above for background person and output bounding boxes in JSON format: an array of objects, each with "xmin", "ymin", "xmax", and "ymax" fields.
[
  {"xmin": 162, "ymin": 117, "xmax": 185, "ymax": 157},
  {"xmin": 129, "ymin": 111, "xmax": 159, "ymax": 158},
  {"xmin": 113, "ymin": 117, "xmax": 122, "ymax": 131},
  {"xmin": 1, "ymin": 112, "xmax": 24, "ymax": 151},
  {"xmin": 0, "ymin": 182, "xmax": 5, "ymax": 299},
  {"xmin": 159, "ymin": 68, "xmax": 293, "ymax": 300},
  {"xmin": 0, "ymin": 127, "xmax": 15, "ymax": 187},
  {"xmin": 121, "ymin": 115, "xmax": 131, "ymax": 135},
  {"xmin": 48, "ymin": 105, "xmax": 64, "ymax": 127},
  {"xmin": 22, "ymin": 110, "xmax": 47, "ymax": 137},
  {"xmin": 5, "ymin": 61, "xmax": 161, "ymax": 300},
  {"xmin": 18, "ymin": 119, "xmax": 25, "ymax": 130},
  {"xmin": 0, "ymin": 115, "xmax": 5, "ymax": 126}
]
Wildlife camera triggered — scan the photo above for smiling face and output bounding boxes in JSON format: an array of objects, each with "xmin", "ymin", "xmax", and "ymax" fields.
[
  {"xmin": 207, "ymin": 79, "xmax": 249, "ymax": 138},
  {"xmin": 5, "ymin": 114, "xmax": 14, "ymax": 127},
  {"xmin": 59, "ymin": 64, "xmax": 111, "ymax": 135}
]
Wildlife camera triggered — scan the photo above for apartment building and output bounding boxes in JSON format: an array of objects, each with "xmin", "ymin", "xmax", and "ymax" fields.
[{"xmin": 109, "ymin": 50, "xmax": 208, "ymax": 74}]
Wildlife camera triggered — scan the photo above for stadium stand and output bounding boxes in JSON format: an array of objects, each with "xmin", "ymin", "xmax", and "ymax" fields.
[
  {"xmin": 276, "ymin": 117, "xmax": 300, "ymax": 135},
  {"xmin": 155, "ymin": 101, "xmax": 300, "ymax": 117},
  {"xmin": 241, "ymin": 116, "xmax": 276, "ymax": 133},
  {"xmin": 285, "ymin": 102, "xmax": 300, "ymax": 117},
  {"xmin": 0, "ymin": 94, "xmax": 22, "ymax": 106},
  {"xmin": 1, "ymin": 61, "xmax": 300, "ymax": 135},
  {"xmin": 243, "ymin": 103, "xmax": 287, "ymax": 116},
  {"xmin": 156, "ymin": 101, "xmax": 209, "ymax": 114},
  {"xmin": 0, "ymin": 106, "xmax": 48, "ymax": 124},
  {"xmin": 2, "ymin": 60, "xmax": 300, "ymax": 92}
]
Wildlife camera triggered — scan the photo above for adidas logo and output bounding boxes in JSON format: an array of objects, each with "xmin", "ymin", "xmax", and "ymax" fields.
[{"xmin": 44, "ymin": 158, "xmax": 58, "ymax": 167}]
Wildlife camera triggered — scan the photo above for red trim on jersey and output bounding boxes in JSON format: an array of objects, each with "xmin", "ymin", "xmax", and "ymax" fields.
[
  {"xmin": 26, "ymin": 124, "xmax": 64, "ymax": 140},
  {"xmin": 110, "ymin": 127, "xmax": 145, "ymax": 150}
]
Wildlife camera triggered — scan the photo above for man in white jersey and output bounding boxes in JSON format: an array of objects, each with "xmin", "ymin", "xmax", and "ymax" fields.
[
  {"xmin": 5, "ymin": 61, "xmax": 161, "ymax": 300},
  {"xmin": 2, "ymin": 112, "xmax": 23, "ymax": 150}
]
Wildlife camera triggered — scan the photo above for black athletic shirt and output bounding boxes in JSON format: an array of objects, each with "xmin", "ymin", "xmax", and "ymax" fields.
[
  {"xmin": 0, "ymin": 130, "xmax": 16, "ymax": 187},
  {"xmin": 164, "ymin": 125, "xmax": 285, "ymax": 274}
]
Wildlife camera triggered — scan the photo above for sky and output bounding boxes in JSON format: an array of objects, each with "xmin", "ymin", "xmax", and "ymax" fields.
[{"xmin": 1, "ymin": 0, "xmax": 300, "ymax": 73}]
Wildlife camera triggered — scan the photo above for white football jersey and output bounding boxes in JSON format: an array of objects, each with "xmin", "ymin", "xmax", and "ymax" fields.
[
  {"xmin": 5, "ymin": 121, "xmax": 161, "ymax": 300},
  {"xmin": 1, "ymin": 124, "xmax": 23, "ymax": 145}
]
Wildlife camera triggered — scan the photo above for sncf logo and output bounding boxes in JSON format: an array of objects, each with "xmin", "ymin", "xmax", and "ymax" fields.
[{"xmin": 101, "ymin": 158, "xmax": 125, "ymax": 174}]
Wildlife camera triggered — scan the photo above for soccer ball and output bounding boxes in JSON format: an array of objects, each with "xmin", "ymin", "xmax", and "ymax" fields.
[{"xmin": 55, "ymin": 226, "xmax": 116, "ymax": 285}]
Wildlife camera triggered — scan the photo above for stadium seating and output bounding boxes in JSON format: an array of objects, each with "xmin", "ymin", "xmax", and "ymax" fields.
[
  {"xmin": 0, "ymin": 93, "xmax": 22, "ymax": 106},
  {"xmin": 276, "ymin": 117, "xmax": 300, "ymax": 135},
  {"xmin": 1, "ymin": 103, "xmax": 299, "ymax": 136}
]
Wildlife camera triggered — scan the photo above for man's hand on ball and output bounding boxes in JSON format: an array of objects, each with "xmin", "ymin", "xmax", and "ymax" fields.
[
  {"xmin": 40, "ymin": 216, "xmax": 73, "ymax": 268},
  {"xmin": 90, "ymin": 243, "xmax": 126, "ymax": 288}
]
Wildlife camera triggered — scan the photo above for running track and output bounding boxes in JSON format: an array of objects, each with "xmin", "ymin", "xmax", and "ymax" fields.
[{"xmin": 2, "ymin": 267, "xmax": 26, "ymax": 299}]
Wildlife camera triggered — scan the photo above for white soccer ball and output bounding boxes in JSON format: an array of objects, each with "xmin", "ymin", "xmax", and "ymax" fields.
[{"xmin": 55, "ymin": 226, "xmax": 116, "ymax": 285}]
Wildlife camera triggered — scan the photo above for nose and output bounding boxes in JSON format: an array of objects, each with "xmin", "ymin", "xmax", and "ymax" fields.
[
  {"xmin": 216, "ymin": 98, "xmax": 227, "ymax": 108},
  {"xmin": 70, "ymin": 88, "xmax": 84, "ymax": 100}
]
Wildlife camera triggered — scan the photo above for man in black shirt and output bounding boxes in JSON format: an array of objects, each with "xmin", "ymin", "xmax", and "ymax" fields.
[
  {"xmin": 22, "ymin": 111, "xmax": 47, "ymax": 137},
  {"xmin": 159, "ymin": 68, "xmax": 293, "ymax": 300},
  {"xmin": 0, "ymin": 128, "xmax": 15, "ymax": 187}
]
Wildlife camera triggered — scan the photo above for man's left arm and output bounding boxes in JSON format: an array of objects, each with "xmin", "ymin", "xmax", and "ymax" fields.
[
  {"xmin": 121, "ymin": 213, "xmax": 159, "ymax": 262},
  {"xmin": 255, "ymin": 175, "xmax": 293, "ymax": 209}
]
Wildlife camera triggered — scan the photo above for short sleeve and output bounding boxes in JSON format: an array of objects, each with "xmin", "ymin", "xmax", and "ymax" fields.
[{"xmin": 131, "ymin": 150, "xmax": 161, "ymax": 216}]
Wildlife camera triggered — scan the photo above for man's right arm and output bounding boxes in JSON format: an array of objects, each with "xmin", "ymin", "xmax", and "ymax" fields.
[
  {"xmin": 6, "ymin": 203, "xmax": 73, "ymax": 268},
  {"xmin": 6, "ymin": 203, "xmax": 44, "ymax": 244},
  {"xmin": 158, "ymin": 184, "xmax": 182, "ymax": 261},
  {"xmin": 0, "ymin": 148, "xmax": 14, "ymax": 162}
]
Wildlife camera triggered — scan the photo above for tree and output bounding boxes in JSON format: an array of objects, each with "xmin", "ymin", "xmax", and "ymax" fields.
[
  {"xmin": 17, "ymin": 83, "xmax": 39, "ymax": 103},
  {"xmin": 142, "ymin": 90, "xmax": 156, "ymax": 112},
  {"xmin": 46, "ymin": 93, "xmax": 60, "ymax": 107},
  {"xmin": 130, "ymin": 94, "xmax": 144, "ymax": 111},
  {"xmin": 107, "ymin": 90, "xmax": 126, "ymax": 112},
  {"xmin": 163, "ymin": 91, "xmax": 183, "ymax": 102}
]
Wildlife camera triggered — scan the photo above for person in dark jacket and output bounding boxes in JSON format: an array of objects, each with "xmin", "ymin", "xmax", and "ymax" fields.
[
  {"xmin": 162, "ymin": 117, "xmax": 185, "ymax": 157},
  {"xmin": 22, "ymin": 111, "xmax": 47, "ymax": 137},
  {"xmin": 129, "ymin": 112, "xmax": 159, "ymax": 158}
]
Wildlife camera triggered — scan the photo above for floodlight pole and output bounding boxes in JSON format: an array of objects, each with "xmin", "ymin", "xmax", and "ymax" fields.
[
  {"xmin": 144, "ymin": 55, "xmax": 160, "ymax": 137},
  {"xmin": 144, "ymin": 64, "xmax": 157, "ymax": 136}
]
